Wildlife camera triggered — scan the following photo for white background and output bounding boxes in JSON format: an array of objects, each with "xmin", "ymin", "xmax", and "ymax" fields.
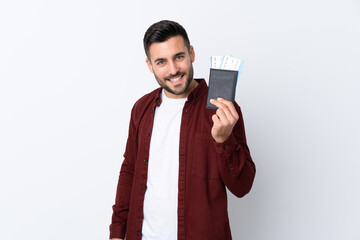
[{"xmin": 1, "ymin": 0, "xmax": 359, "ymax": 239}]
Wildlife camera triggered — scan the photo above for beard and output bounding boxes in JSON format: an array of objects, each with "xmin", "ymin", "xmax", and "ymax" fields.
[{"xmin": 154, "ymin": 64, "xmax": 194, "ymax": 96}]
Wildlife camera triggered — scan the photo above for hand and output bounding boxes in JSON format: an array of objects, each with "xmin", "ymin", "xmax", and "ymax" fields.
[
  {"xmin": 210, "ymin": 98, "xmax": 239, "ymax": 143},
  {"xmin": 111, "ymin": 238, "xmax": 123, "ymax": 240}
]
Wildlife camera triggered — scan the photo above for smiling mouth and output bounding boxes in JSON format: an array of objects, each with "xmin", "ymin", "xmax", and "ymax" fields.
[{"xmin": 167, "ymin": 74, "xmax": 184, "ymax": 83}]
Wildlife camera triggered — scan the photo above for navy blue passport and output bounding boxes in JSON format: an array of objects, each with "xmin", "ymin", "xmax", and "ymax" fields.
[{"xmin": 206, "ymin": 68, "xmax": 238, "ymax": 109}]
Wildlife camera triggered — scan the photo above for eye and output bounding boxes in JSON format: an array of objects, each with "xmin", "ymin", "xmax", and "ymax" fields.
[
  {"xmin": 176, "ymin": 55, "xmax": 184, "ymax": 60},
  {"xmin": 157, "ymin": 60, "xmax": 165, "ymax": 65}
]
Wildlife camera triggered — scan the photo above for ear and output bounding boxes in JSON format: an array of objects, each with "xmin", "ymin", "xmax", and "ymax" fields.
[
  {"xmin": 189, "ymin": 45, "xmax": 195, "ymax": 63},
  {"xmin": 146, "ymin": 58, "xmax": 154, "ymax": 73}
]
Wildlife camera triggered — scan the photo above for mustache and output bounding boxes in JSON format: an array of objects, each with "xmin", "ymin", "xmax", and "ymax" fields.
[{"xmin": 165, "ymin": 72, "xmax": 184, "ymax": 80}]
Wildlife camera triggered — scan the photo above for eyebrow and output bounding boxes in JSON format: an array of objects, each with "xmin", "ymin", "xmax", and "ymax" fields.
[
  {"xmin": 154, "ymin": 57, "xmax": 165, "ymax": 63},
  {"xmin": 174, "ymin": 52, "xmax": 186, "ymax": 57},
  {"xmin": 154, "ymin": 52, "xmax": 186, "ymax": 63}
]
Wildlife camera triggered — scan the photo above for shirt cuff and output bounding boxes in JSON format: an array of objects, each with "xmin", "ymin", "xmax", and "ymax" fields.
[
  {"xmin": 214, "ymin": 133, "xmax": 238, "ymax": 155},
  {"xmin": 109, "ymin": 225, "xmax": 126, "ymax": 239}
]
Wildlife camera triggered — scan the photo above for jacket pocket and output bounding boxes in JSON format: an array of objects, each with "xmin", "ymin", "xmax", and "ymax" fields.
[{"xmin": 191, "ymin": 132, "xmax": 220, "ymax": 179}]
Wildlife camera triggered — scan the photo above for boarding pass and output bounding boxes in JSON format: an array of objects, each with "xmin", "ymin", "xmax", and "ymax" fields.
[{"xmin": 210, "ymin": 55, "xmax": 244, "ymax": 71}]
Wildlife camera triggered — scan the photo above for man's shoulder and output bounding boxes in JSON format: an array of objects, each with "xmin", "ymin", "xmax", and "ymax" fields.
[
  {"xmin": 130, "ymin": 87, "xmax": 161, "ymax": 117},
  {"xmin": 134, "ymin": 87, "xmax": 161, "ymax": 107}
]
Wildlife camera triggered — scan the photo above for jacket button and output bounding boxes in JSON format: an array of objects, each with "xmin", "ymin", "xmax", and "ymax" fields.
[
  {"xmin": 137, "ymin": 231, "xmax": 141, "ymax": 236},
  {"xmin": 229, "ymin": 162, "xmax": 233, "ymax": 167},
  {"xmin": 139, "ymin": 207, "xmax": 143, "ymax": 211},
  {"xmin": 144, "ymin": 158, "xmax": 148, "ymax": 162},
  {"xmin": 224, "ymin": 145, "xmax": 229, "ymax": 149},
  {"xmin": 147, "ymin": 133, "xmax": 150, "ymax": 137},
  {"xmin": 141, "ymin": 184, "xmax": 147, "ymax": 189}
]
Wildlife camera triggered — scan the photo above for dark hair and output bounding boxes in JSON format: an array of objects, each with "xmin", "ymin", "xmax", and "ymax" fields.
[{"xmin": 143, "ymin": 20, "xmax": 190, "ymax": 59}]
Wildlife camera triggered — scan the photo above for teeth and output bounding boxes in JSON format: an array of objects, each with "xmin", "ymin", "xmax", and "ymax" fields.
[{"xmin": 169, "ymin": 75, "xmax": 182, "ymax": 82}]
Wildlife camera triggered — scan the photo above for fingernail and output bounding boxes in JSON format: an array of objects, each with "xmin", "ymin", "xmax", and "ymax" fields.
[{"xmin": 217, "ymin": 97, "xmax": 222, "ymax": 101}]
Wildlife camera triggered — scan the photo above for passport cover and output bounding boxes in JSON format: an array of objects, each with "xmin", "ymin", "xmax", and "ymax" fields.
[{"xmin": 206, "ymin": 68, "xmax": 238, "ymax": 109}]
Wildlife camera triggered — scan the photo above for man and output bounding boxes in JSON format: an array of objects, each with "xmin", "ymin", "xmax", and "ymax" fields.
[{"xmin": 110, "ymin": 20, "xmax": 255, "ymax": 240}]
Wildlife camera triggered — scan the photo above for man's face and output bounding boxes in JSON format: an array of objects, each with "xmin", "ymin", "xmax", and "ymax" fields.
[{"xmin": 146, "ymin": 35, "xmax": 196, "ymax": 99}]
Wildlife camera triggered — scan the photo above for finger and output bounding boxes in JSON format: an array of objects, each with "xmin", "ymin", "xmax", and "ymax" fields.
[
  {"xmin": 217, "ymin": 98, "xmax": 239, "ymax": 120},
  {"xmin": 215, "ymin": 108, "xmax": 231, "ymax": 126},
  {"xmin": 212, "ymin": 114, "xmax": 221, "ymax": 126},
  {"xmin": 212, "ymin": 99, "xmax": 235, "ymax": 123},
  {"xmin": 210, "ymin": 98, "xmax": 230, "ymax": 113},
  {"xmin": 210, "ymin": 98, "xmax": 221, "ymax": 107}
]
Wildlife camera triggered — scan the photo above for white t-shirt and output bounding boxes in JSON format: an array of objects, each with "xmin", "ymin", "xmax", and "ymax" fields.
[{"xmin": 142, "ymin": 90, "xmax": 187, "ymax": 240}]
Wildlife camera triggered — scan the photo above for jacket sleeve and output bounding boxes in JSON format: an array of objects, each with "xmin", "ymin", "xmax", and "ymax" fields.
[
  {"xmin": 214, "ymin": 103, "xmax": 256, "ymax": 198},
  {"xmin": 109, "ymin": 105, "xmax": 138, "ymax": 239}
]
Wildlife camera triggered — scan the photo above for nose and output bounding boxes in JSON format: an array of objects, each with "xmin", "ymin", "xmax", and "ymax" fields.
[{"xmin": 168, "ymin": 60, "xmax": 179, "ymax": 75}]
